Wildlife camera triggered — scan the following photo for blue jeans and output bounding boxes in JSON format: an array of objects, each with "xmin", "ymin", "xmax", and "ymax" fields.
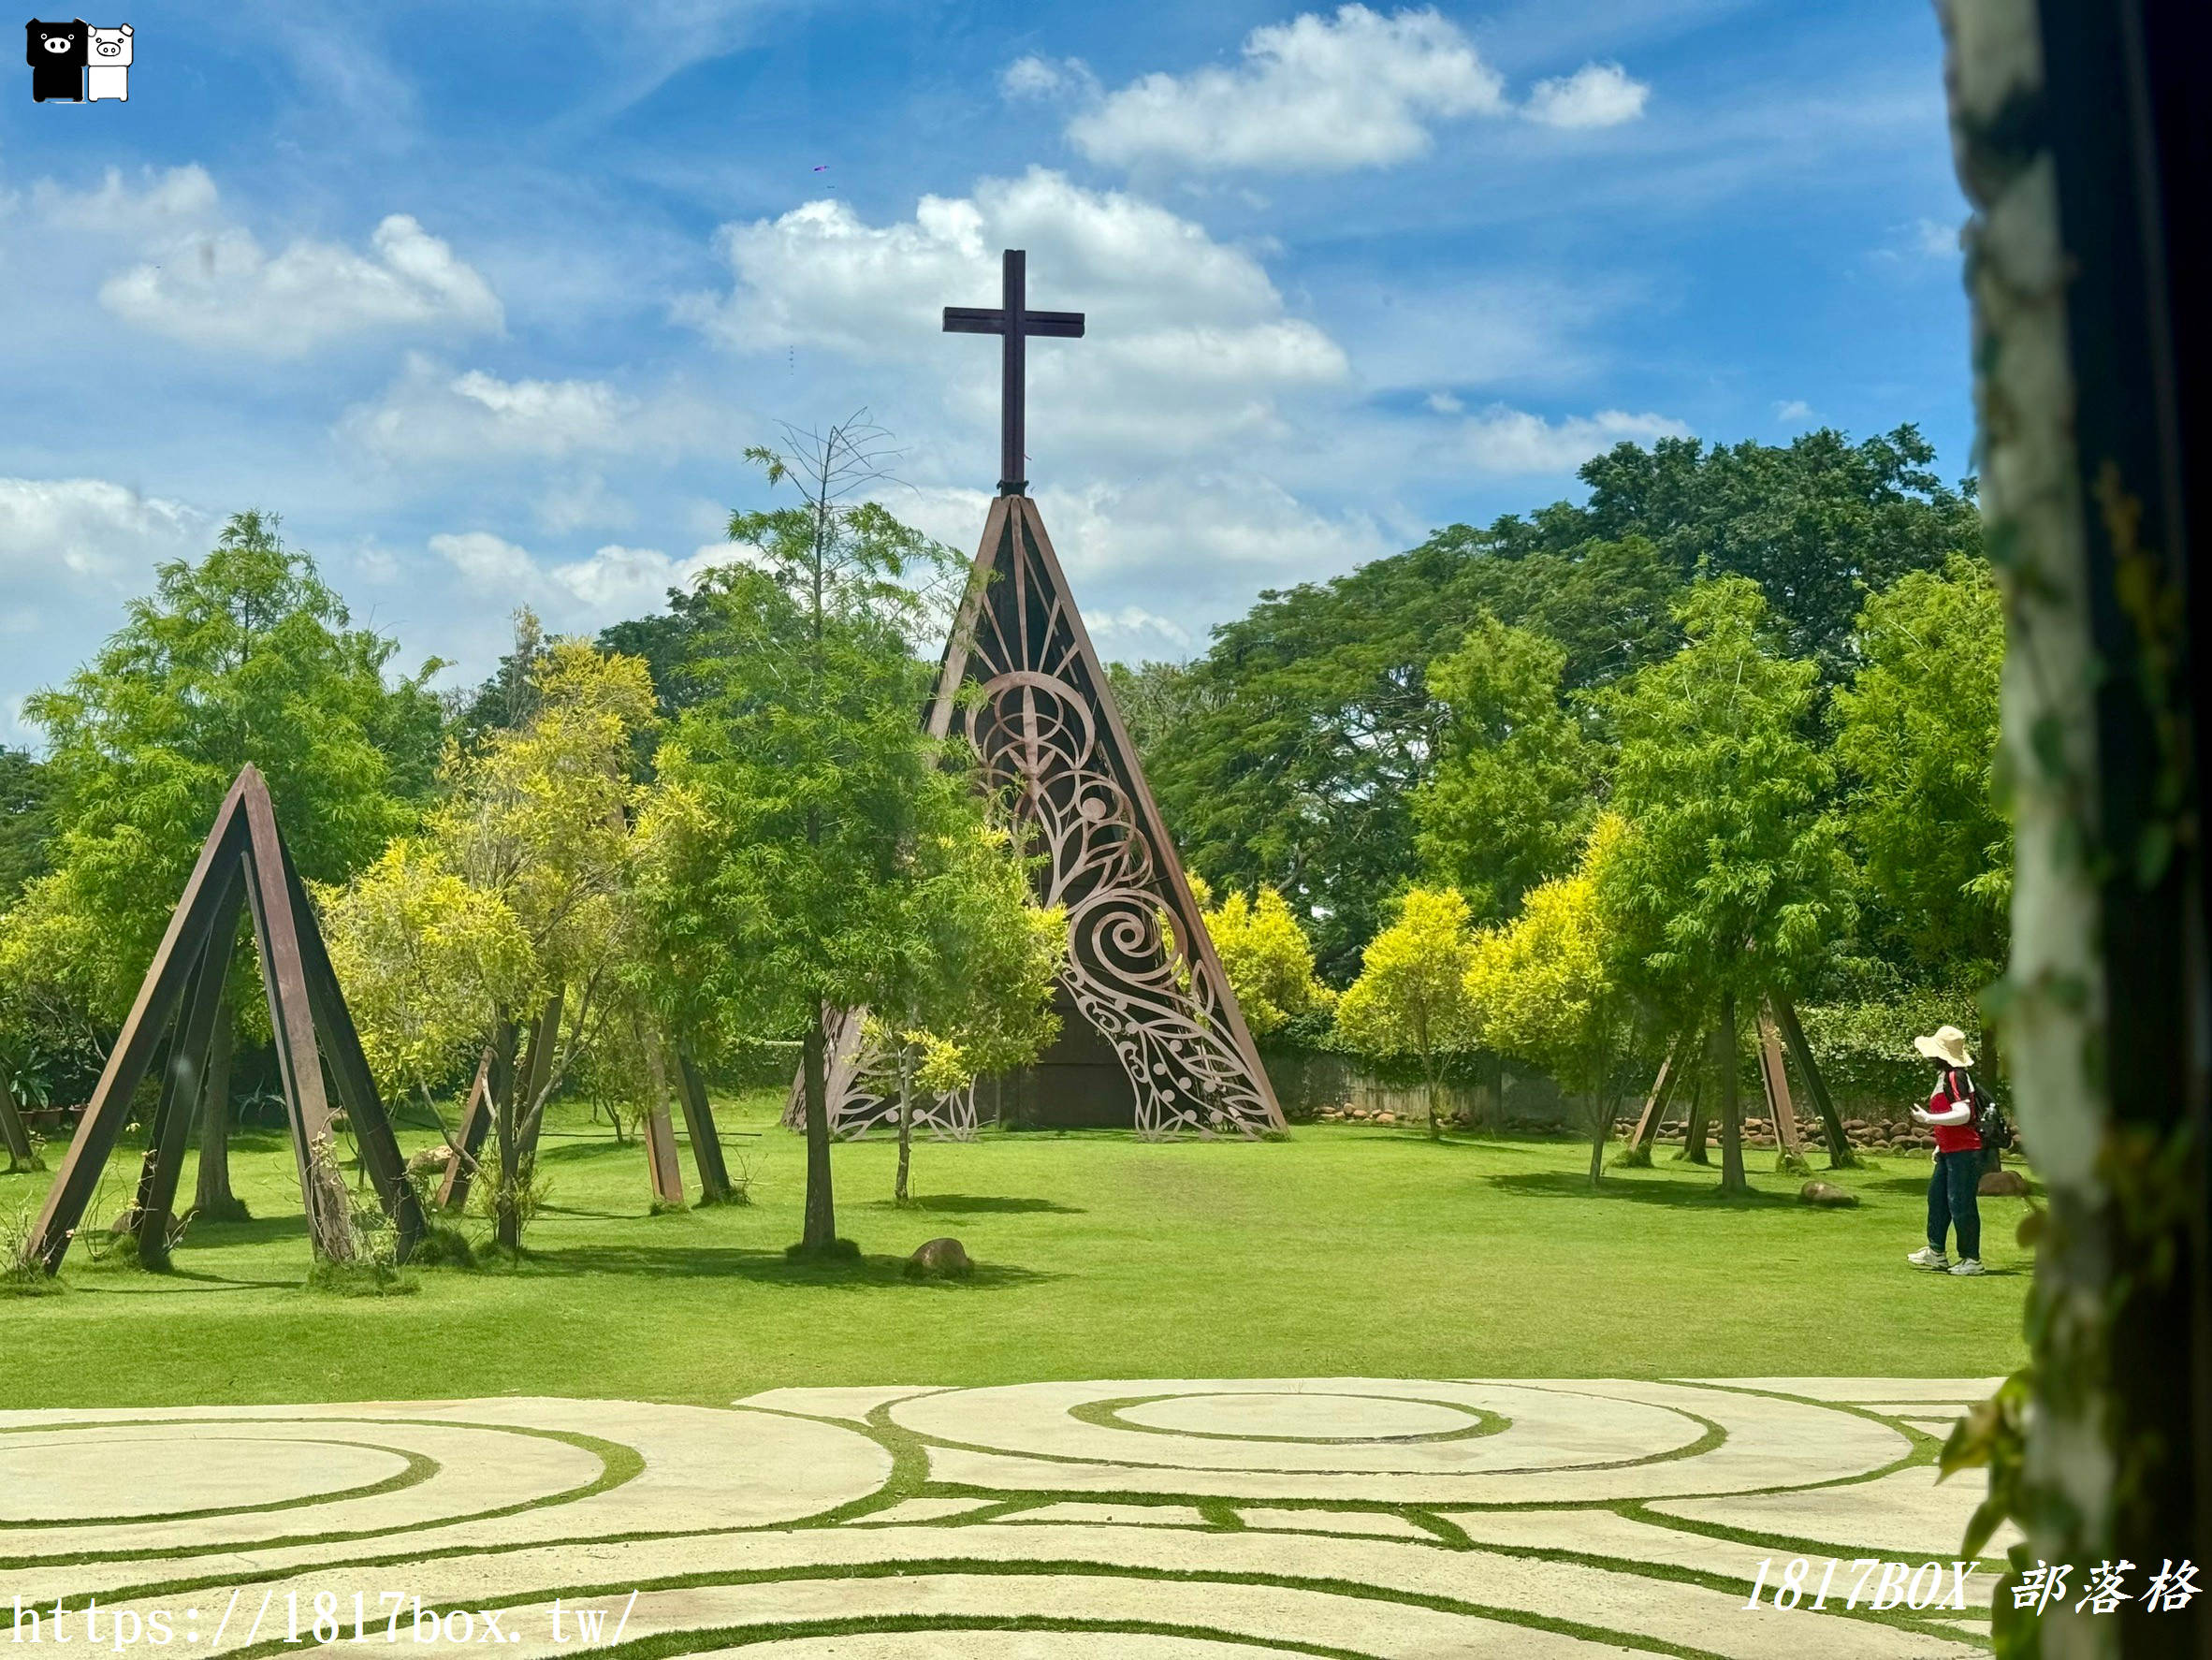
[{"xmin": 1928, "ymin": 1150, "xmax": 1983, "ymax": 1260}]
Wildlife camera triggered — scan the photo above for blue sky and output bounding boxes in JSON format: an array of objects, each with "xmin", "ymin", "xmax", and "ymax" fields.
[{"xmin": 0, "ymin": 1, "xmax": 1972, "ymax": 742}]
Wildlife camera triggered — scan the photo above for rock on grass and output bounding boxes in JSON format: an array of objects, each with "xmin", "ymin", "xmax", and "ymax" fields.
[
  {"xmin": 906, "ymin": 1237, "xmax": 974, "ymax": 1281},
  {"xmin": 1798, "ymin": 1180, "xmax": 1859, "ymax": 1208}
]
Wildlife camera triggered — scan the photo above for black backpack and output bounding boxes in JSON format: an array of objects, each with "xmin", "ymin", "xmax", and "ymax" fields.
[{"xmin": 1952, "ymin": 1068, "xmax": 2013, "ymax": 1151}]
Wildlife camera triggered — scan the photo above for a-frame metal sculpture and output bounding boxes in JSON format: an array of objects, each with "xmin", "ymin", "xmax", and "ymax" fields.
[
  {"xmin": 797, "ymin": 250, "xmax": 1283, "ymax": 1140},
  {"xmin": 21, "ymin": 765, "xmax": 424, "ymax": 1274},
  {"xmin": 1620, "ymin": 994, "xmax": 1855, "ymax": 1167},
  {"xmin": 436, "ymin": 1029, "xmax": 729, "ymax": 1212}
]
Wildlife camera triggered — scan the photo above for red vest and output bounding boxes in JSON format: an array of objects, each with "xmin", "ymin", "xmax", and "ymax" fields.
[{"xmin": 1930, "ymin": 1069, "xmax": 1984, "ymax": 1154}]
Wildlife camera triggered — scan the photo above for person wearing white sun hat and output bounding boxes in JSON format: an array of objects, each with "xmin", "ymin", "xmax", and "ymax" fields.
[{"xmin": 1904, "ymin": 1024, "xmax": 1987, "ymax": 1276}]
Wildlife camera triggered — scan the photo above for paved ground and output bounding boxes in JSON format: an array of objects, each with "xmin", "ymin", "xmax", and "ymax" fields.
[{"xmin": 0, "ymin": 1379, "xmax": 2013, "ymax": 1657}]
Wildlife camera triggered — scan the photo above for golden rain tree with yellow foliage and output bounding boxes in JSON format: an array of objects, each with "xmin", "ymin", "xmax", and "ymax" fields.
[
  {"xmin": 1333, "ymin": 887, "xmax": 1479, "ymax": 1140},
  {"xmin": 1463, "ymin": 814, "xmax": 1640, "ymax": 1186},
  {"xmin": 1191, "ymin": 876, "xmax": 1336, "ymax": 1039},
  {"xmin": 323, "ymin": 637, "xmax": 662, "ymax": 1253}
]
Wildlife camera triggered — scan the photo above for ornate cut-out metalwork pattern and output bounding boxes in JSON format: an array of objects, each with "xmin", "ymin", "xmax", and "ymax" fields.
[
  {"xmin": 786, "ymin": 1017, "xmax": 980, "ymax": 1143},
  {"xmin": 951, "ymin": 500, "xmax": 1278, "ymax": 1138},
  {"xmin": 794, "ymin": 496, "xmax": 1282, "ymax": 1141}
]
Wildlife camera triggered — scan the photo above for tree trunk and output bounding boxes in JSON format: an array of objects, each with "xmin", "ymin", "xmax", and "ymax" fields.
[
  {"xmin": 1588, "ymin": 1089, "xmax": 1620, "ymax": 1187},
  {"xmin": 1937, "ymin": 0, "xmax": 2211, "ymax": 1644},
  {"xmin": 191, "ymin": 1005, "xmax": 245, "ymax": 1220},
  {"xmin": 800, "ymin": 1001, "xmax": 837, "ymax": 1249},
  {"xmin": 895, "ymin": 1040, "xmax": 914, "ymax": 1205},
  {"xmin": 0, "ymin": 1072, "xmax": 37, "ymax": 1172},
  {"xmin": 514, "ymin": 991, "xmax": 563, "ymax": 1165},
  {"xmin": 1423, "ymin": 1055, "xmax": 1442, "ymax": 1140},
  {"xmin": 488, "ymin": 1019, "xmax": 521, "ymax": 1255},
  {"xmin": 1714, "ymin": 995, "xmax": 1747, "ymax": 1194},
  {"xmin": 674, "ymin": 1051, "xmax": 731, "ymax": 1203},
  {"xmin": 1676, "ymin": 1073, "xmax": 1710, "ymax": 1164}
]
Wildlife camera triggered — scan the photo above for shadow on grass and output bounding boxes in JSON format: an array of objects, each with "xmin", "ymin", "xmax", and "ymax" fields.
[
  {"xmin": 502, "ymin": 1243, "xmax": 1060, "ymax": 1290},
  {"xmin": 1485, "ymin": 1171, "xmax": 1800, "ymax": 1208},
  {"xmin": 860, "ymin": 1193, "xmax": 1084, "ymax": 1216},
  {"xmin": 177, "ymin": 1211, "xmax": 309, "ymax": 1244},
  {"xmin": 534, "ymin": 1138, "xmax": 640, "ymax": 1168}
]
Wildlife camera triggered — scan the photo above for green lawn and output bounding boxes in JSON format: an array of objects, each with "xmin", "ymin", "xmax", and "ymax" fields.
[{"xmin": 1, "ymin": 1091, "xmax": 2030, "ymax": 1406}]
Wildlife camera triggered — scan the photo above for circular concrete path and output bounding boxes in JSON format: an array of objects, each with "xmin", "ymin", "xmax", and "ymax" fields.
[{"xmin": 0, "ymin": 1378, "xmax": 2013, "ymax": 1658}]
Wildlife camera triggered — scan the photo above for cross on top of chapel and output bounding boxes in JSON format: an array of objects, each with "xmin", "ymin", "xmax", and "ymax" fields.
[{"xmin": 942, "ymin": 249, "xmax": 1085, "ymax": 496}]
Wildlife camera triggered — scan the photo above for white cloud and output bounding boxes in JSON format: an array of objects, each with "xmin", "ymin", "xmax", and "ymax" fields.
[
  {"xmin": 1425, "ymin": 389, "xmax": 1464, "ymax": 414},
  {"xmin": 33, "ymin": 165, "xmax": 222, "ymax": 235},
  {"xmin": 1085, "ymin": 604, "xmax": 1193, "ymax": 652},
  {"xmin": 1773, "ymin": 398, "xmax": 1814, "ymax": 422},
  {"xmin": 1522, "ymin": 63, "xmax": 1650, "ymax": 130},
  {"xmin": 1449, "ymin": 405, "xmax": 1691, "ymax": 474},
  {"xmin": 101, "ymin": 212, "xmax": 502, "ymax": 357},
  {"xmin": 0, "ymin": 476, "xmax": 214, "ymax": 739},
  {"xmin": 1001, "ymin": 54, "xmax": 1095, "ymax": 100},
  {"xmin": 340, "ymin": 355, "xmax": 646, "ymax": 463},
  {"xmin": 429, "ymin": 531, "xmax": 729, "ymax": 633},
  {"xmin": 1913, "ymin": 215, "xmax": 1960, "ymax": 256},
  {"xmin": 1065, "ymin": 5, "xmax": 1506, "ymax": 174},
  {"xmin": 681, "ymin": 168, "xmax": 1346, "ymax": 464},
  {"xmin": 0, "ymin": 477, "xmax": 210, "ymax": 618}
]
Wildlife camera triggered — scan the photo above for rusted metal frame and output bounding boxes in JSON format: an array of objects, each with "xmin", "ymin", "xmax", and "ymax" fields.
[
  {"xmin": 1016, "ymin": 499, "xmax": 1284, "ymax": 1130},
  {"xmin": 513, "ymin": 989, "xmax": 565, "ymax": 1166},
  {"xmin": 1625, "ymin": 1027, "xmax": 1694, "ymax": 1152},
  {"xmin": 1755, "ymin": 1003, "xmax": 1806, "ymax": 1160},
  {"xmin": 0, "ymin": 1072, "xmax": 37, "ymax": 1170},
  {"xmin": 435, "ymin": 1049, "xmax": 495, "ymax": 1211},
  {"xmin": 1679, "ymin": 1070, "xmax": 1711, "ymax": 1163},
  {"xmin": 132, "ymin": 868, "xmax": 245, "ymax": 1262},
  {"xmin": 24, "ymin": 776, "xmax": 255, "ymax": 1273},
  {"xmin": 1768, "ymin": 994, "xmax": 1854, "ymax": 1164},
  {"xmin": 278, "ymin": 837, "xmax": 425, "ymax": 1258},
  {"xmin": 675, "ymin": 1051, "xmax": 731, "ymax": 1201},
  {"xmin": 237, "ymin": 775, "xmax": 353, "ymax": 1260},
  {"xmin": 925, "ymin": 497, "xmax": 1014, "ymax": 742}
]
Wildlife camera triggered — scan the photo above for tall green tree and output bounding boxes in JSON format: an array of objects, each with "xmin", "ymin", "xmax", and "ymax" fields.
[
  {"xmin": 1830, "ymin": 553, "xmax": 2006, "ymax": 981},
  {"xmin": 1596, "ymin": 578, "xmax": 1857, "ymax": 1193},
  {"xmin": 1105, "ymin": 660, "xmax": 1216, "ymax": 758},
  {"xmin": 0, "ymin": 747, "xmax": 52, "ymax": 905},
  {"xmin": 642, "ymin": 421, "xmax": 962, "ymax": 1256},
  {"xmin": 1572, "ymin": 425, "xmax": 1981, "ymax": 678},
  {"xmin": 7, "ymin": 512, "xmax": 444, "ymax": 1019},
  {"xmin": 0, "ymin": 513, "xmax": 444, "ymax": 1210},
  {"xmin": 1140, "ymin": 429, "xmax": 1968, "ymax": 971},
  {"xmin": 1142, "ymin": 532, "xmax": 1507, "ymax": 980},
  {"xmin": 1413, "ymin": 613, "xmax": 1605, "ymax": 923}
]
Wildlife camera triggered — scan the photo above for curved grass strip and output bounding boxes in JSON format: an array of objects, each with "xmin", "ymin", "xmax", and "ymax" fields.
[
  {"xmin": 895, "ymin": 1381, "xmax": 1709, "ymax": 1480},
  {"xmin": 0, "ymin": 1420, "xmax": 642, "ymax": 1571},
  {"xmin": 0, "ymin": 1434, "xmax": 436, "ymax": 1529},
  {"xmin": 609, "ymin": 1614, "xmax": 1391, "ymax": 1659},
  {"xmin": 209, "ymin": 1558, "xmax": 1728, "ymax": 1660},
  {"xmin": 1072, "ymin": 1391, "xmax": 1506, "ymax": 1447}
]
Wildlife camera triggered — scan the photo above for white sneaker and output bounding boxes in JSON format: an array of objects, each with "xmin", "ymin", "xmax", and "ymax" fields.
[
  {"xmin": 1907, "ymin": 1246, "xmax": 1950, "ymax": 1271},
  {"xmin": 1949, "ymin": 1259, "xmax": 1986, "ymax": 1276}
]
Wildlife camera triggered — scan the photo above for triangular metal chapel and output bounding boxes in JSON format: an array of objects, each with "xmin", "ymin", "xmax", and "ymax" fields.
[
  {"xmin": 22, "ymin": 766, "xmax": 425, "ymax": 1274},
  {"xmin": 799, "ymin": 251, "xmax": 1283, "ymax": 1139}
]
